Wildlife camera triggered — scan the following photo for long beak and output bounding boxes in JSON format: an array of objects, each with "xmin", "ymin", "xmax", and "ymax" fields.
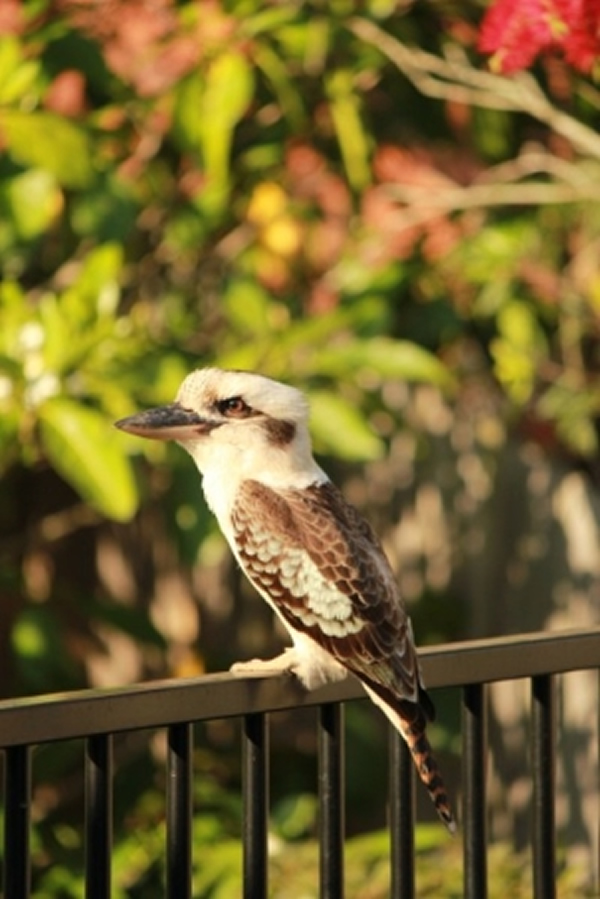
[{"xmin": 115, "ymin": 402, "xmax": 216, "ymax": 441}]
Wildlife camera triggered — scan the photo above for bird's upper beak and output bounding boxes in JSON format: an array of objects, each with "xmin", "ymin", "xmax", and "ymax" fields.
[{"xmin": 115, "ymin": 402, "xmax": 216, "ymax": 441}]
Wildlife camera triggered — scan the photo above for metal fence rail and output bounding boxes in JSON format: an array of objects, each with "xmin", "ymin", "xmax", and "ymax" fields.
[{"xmin": 1, "ymin": 627, "xmax": 599, "ymax": 899}]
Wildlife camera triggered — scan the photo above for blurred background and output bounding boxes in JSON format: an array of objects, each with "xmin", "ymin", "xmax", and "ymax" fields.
[{"xmin": 1, "ymin": 0, "xmax": 600, "ymax": 895}]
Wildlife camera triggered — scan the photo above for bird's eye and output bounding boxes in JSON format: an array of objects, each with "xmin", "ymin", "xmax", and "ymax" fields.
[{"xmin": 216, "ymin": 396, "xmax": 250, "ymax": 417}]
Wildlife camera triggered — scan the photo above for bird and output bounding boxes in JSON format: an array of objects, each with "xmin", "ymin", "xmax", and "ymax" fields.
[{"xmin": 115, "ymin": 367, "xmax": 456, "ymax": 832}]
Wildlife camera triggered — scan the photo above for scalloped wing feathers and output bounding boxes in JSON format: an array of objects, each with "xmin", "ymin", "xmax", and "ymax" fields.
[
  {"xmin": 230, "ymin": 478, "xmax": 456, "ymax": 831},
  {"xmin": 230, "ymin": 478, "xmax": 429, "ymax": 716}
]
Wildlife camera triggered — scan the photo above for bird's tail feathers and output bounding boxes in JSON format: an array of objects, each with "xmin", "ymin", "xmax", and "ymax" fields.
[
  {"xmin": 363, "ymin": 684, "xmax": 456, "ymax": 833},
  {"xmin": 399, "ymin": 711, "xmax": 456, "ymax": 834}
]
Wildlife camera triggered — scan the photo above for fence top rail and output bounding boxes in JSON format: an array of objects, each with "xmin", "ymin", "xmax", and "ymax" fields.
[{"xmin": 0, "ymin": 627, "xmax": 598, "ymax": 748}]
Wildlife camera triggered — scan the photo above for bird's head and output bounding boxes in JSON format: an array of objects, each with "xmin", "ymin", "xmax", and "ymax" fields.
[{"xmin": 115, "ymin": 368, "xmax": 319, "ymax": 486}]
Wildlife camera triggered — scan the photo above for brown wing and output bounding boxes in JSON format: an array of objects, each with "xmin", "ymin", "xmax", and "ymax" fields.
[{"xmin": 230, "ymin": 478, "xmax": 433, "ymax": 718}]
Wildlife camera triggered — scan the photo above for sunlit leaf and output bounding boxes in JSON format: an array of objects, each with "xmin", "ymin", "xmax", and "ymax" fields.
[
  {"xmin": 538, "ymin": 380, "xmax": 600, "ymax": 456},
  {"xmin": 317, "ymin": 338, "xmax": 455, "ymax": 388},
  {"xmin": 367, "ymin": 339, "xmax": 454, "ymax": 386},
  {"xmin": 3, "ymin": 169, "xmax": 62, "ymax": 239},
  {"xmin": 197, "ymin": 51, "xmax": 254, "ymax": 213},
  {"xmin": 326, "ymin": 69, "xmax": 371, "ymax": 191},
  {"xmin": 0, "ymin": 36, "xmax": 40, "ymax": 104},
  {"xmin": 38, "ymin": 293, "xmax": 74, "ymax": 373},
  {"xmin": 490, "ymin": 338, "xmax": 535, "ymax": 404},
  {"xmin": 0, "ymin": 110, "xmax": 93, "ymax": 188},
  {"xmin": 62, "ymin": 243, "xmax": 124, "ymax": 322},
  {"xmin": 457, "ymin": 221, "xmax": 538, "ymax": 310},
  {"xmin": 0, "ymin": 280, "xmax": 29, "ymax": 357},
  {"xmin": 242, "ymin": 5, "xmax": 300, "ymax": 36},
  {"xmin": 39, "ymin": 399, "xmax": 138, "ymax": 521},
  {"xmin": 491, "ymin": 301, "xmax": 546, "ymax": 404},
  {"xmin": 309, "ymin": 390, "xmax": 384, "ymax": 460},
  {"xmin": 223, "ymin": 280, "xmax": 271, "ymax": 336}
]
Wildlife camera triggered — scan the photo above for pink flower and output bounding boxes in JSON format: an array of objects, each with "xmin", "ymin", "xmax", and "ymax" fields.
[{"xmin": 479, "ymin": 0, "xmax": 600, "ymax": 73}]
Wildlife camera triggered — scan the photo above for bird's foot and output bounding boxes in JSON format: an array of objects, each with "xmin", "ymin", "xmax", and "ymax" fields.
[{"xmin": 230, "ymin": 648, "xmax": 298, "ymax": 679}]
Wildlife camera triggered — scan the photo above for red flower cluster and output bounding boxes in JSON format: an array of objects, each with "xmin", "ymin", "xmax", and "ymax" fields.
[{"xmin": 479, "ymin": 0, "xmax": 600, "ymax": 73}]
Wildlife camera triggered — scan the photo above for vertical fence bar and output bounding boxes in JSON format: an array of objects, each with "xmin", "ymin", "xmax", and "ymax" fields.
[
  {"xmin": 167, "ymin": 723, "xmax": 193, "ymax": 899},
  {"xmin": 85, "ymin": 734, "xmax": 113, "ymax": 899},
  {"xmin": 4, "ymin": 744, "xmax": 31, "ymax": 899},
  {"xmin": 597, "ymin": 668, "xmax": 600, "ymax": 896},
  {"xmin": 390, "ymin": 729, "xmax": 415, "ymax": 899},
  {"xmin": 243, "ymin": 713, "xmax": 268, "ymax": 899},
  {"xmin": 318, "ymin": 702, "xmax": 345, "ymax": 899},
  {"xmin": 531, "ymin": 674, "xmax": 556, "ymax": 899},
  {"xmin": 462, "ymin": 683, "xmax": 487, "ymax": 899}
]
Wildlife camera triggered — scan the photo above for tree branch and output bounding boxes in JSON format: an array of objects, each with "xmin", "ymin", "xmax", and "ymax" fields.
[{"xmin": 349, "ymin": 17, "xmax": 600, "ymax": 161}]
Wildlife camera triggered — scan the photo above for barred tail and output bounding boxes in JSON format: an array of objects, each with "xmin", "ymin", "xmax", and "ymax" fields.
[
  {"xmin": 362, "ymin": 683, "xmax": 457, "ymax": 833},
  {"xmin": 402, "ymin": 718, "xmax": 456, "ymax": 833}
]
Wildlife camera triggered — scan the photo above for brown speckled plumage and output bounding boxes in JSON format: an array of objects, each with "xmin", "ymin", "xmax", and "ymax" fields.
[{"xmin": 231, "ymin": 478, "xmax": 455, "ymax": 831}]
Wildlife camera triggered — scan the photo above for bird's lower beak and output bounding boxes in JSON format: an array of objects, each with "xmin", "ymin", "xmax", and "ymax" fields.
[{"xmin": 115, "ymin": 402, "xmax": 215, "ymax": 441}]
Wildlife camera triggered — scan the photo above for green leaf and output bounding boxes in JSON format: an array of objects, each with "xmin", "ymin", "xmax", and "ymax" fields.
[
  {"xmin": 309, "ymin": 391, "xmax": 384, "ymax": 461},
  {"xmin": 62, "ymin": 242, "xmax": 124, "ymax": 322},
  {"xmin": 198, "ymin": 51, "xmax": 254, "ymax": 213},
  {"xmin": 223, "ymin": 280, "xmax": 271, "ymax": 336},
  {"xmin": 3, "ymin": 169, "xmax": 61, "ymax": 239},
  {"xmin": 0, "ymin": 279, "xmax": 29, "ymax": 357},
  {"xmin": 326, "ymin": 70, "xmax": 371, "ymax": 191},
  {"xmin": 242, "ymin": 5, "xmax": 300, "ymax": 36},
  {"xmin": 173, "ymin": 73, "xmax": 204, "ymax": 150},
  {"xmin": 202, "ymin": 51, "xmax": 254, "ymax": 130},
  {"xmin": 368, "ymin": 339, "xmax": 455, "ymax": 386},
  {"xmin": 38, "ymin": 292, "xmax": 74, "ymax": 373},
  {"xmin": 71, "ymin": 177, "xmax": 139, "ymax": 242},
  {"xmin": 0, "ymin": 110, "xmax": 93, "ymax": 188},
  {"xmin": 490, "ymin": 301, "xmax": 546, "ymax": 405},
  {"xmin": 177, "ymin": 52, "xmax": 253, "ymax": 215},
  {"xmin": 317, "ymin": 338, "xmax": 455, "ymax": 388},
  {"xmin": 252, "ymin": 43, "xmax": 305, "ymax": 128},
  {"xmin": 538, "ymin": 380, "xmax": 600, "ymax": 456},
  {"xmin": 457, "ymin": 220, "xmax": 539, "ymax": 318},
  {"xmin": 0, "ymin": 36, "xmax": 40, "ymax": 105},
  {"xmin": 39, "ymin": 399, "xmax": 138, "ymax": 521}
]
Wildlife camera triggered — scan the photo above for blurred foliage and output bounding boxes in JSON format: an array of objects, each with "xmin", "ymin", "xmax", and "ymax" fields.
[
  {"xmin": 1, "ymin": 0, "xmax": 600, "ymax": 892},
  {"xmin": 29, "ymin": 806, "xmax": 597, "ymax": 898}
]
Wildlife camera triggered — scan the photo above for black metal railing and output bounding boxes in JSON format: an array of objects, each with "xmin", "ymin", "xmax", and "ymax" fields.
[{"xmin": 1, "ymin": 627, "xmax": 599, "ymax": 899}]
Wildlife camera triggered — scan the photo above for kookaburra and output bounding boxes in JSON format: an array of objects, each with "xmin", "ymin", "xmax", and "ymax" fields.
[{"xmin": 116, "ymin": 368, "xmax": 455, "ymax": 831}]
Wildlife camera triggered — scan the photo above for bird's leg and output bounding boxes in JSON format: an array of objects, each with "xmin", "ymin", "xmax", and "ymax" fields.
[
  {"xmin": 231, "ymin": 642, "xmax": 348, "ymax": 691},
  {"xmin": 230, "ymin": 647, "xmax": 299, "ymax": 678}
]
